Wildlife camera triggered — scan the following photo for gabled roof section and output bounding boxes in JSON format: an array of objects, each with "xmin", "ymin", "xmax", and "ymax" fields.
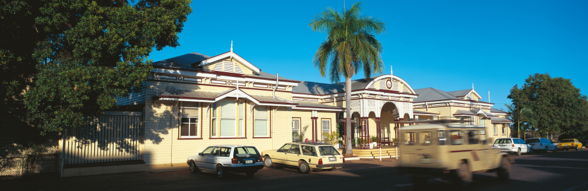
[
  {"xmin": 449, "ymin": 89, "xmax": 482, "ymax": 100},
  {"xmin": 413, "ymin": 87, "xmax": 459, "ymax": 102},
  {"xmin": 490, "ymin": 108, "xmax": 508, "ymax": 113},
  {"xmin": 292, "ymin": 81, "xmax": 344, "ymax": 95},
  {"xmin": 197, "ymin": 52, "xmax": 261, "ymax": 73},
  {"xmin": 152, "ymin": 52, "xmax": 211, "ymax": 69}
]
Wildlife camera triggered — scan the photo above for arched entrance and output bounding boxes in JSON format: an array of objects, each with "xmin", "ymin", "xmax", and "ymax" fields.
[{"xmin": 380, "ymin": 102, "xmax": 399, "ymax": 147}]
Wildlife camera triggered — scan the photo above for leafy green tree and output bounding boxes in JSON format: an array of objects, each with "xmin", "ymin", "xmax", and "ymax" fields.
[
  {"xmin": 508, "ymin": 73, "xmax": 588, "ymax": 139},
  {"xmin": 504, "ymin": 104, "xmax": 533, "ymax": 139},
  {"xmin": 1, "ymin": 0, "xmax": 192, "ymax": 135},
  {"xmin": 310, "ymin": 2, "xmax": 385, "ymax": 155}
]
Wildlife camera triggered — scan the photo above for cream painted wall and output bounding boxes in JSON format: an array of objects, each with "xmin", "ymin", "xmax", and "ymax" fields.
[{"xmin": 144, "ymin": 80, "xmax": 302, "ymax": 165}]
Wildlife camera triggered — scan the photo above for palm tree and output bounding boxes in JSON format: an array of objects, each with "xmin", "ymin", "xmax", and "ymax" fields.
[
  {"xmin": 505, "ymin": 104, "xmax": 533, "ymax": 138},
  {"xmin": 310, "ymin": 2, "xmax": 385, "ymax": 155}
]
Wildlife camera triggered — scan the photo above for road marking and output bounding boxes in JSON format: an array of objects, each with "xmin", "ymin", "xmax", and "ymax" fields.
[
  {"xmin": 516, "ymin": 164, "xmax": 588, "ymax": 170},
  {"xmin": 395, "ymin": 183, "xmax": 411, "ymax": 187},
  {"xmin": 564, "ymin": 182, "xmax": 588, "ymax": 191}
]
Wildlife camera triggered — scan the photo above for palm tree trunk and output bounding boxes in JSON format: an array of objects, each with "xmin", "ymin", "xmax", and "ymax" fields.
[{"xmin": 345, "ymin": 76, "xmax": 353, "ymax": 156}]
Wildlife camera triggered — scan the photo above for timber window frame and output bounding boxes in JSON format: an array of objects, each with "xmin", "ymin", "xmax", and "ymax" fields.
[
  {"xmin": 254, "ymin": 106, "xmax": 270, "ymax": 138},
  {"xmin": 321, "ymin": 119, "xmax": 331, "ymax": 140},
  {"xmin": 180, "ymin": 102, "xmax": 201, "ymax": 139},
  {"xmin": 292, "ymin": 118, "xmax": 301, "ymax": 142}
]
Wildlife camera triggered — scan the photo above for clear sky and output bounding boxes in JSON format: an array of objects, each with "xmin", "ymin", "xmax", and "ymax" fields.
[{"xmin": 148, "ymin": 0, "xmax": 588, "ymax": 110}]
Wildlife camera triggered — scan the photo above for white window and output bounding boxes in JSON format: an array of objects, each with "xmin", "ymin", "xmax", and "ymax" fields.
[
  {"xmin": 239, "ymin": 101, "xmax": 245, "ymax": 137},
  {"xmin": 292, "ymin": 118, "xmax": 300, "ymax": 142},
  {"xmin": 254, "ymin": 106, "xmax": 269, "ymax": 137},
  {"xmin": 211, "ymin": 103, "xmax": 217, "ymax": 137},
  {"xmin": 479, "ymin": 117, "xmax": 484, "ymax": 126},
  {"xmin": 494, "ymin": 124, "xmax": 497, "ymax": 135},
  {"xmin": 220, "ymin": 100, "xmax": 236, "ymax": 137},
  {"xmin": 322, "ymin": 119, "xmax": 330, "ymax": 140},
  {"xmin": 181, "ymin": 103, "xmax": 199, "ymax": 138}
]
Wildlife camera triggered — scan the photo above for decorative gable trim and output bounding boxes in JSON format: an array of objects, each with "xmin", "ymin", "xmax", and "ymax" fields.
[{"xmin": 198, "ymin": 52, "xmax": 261, "ymax": 73}]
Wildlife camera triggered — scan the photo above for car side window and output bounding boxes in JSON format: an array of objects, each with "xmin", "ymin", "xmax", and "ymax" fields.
[
  {"xmin": 278, "ymin": 144, "xmax": 292, "ymax": 152},
  {"xmin": 467, "ymin": 130, "xmax": 479, "ymax": 144},
  {"xmin": 450, "ymin": 130, "xmax": 463, "ymax": 145},
  {"xmin": 521, "ymin": 140, "xmax": 526, "ymax": 144},
  {"xmin": 210, "ymin": 147, "xmax": 220, "ymax": 156},
  {"xmin": 218, "ymin": 147, "xmax": 231, "ymax": 157},
  {"xmin": 202, "ymin": 146, "xmax": 214, "ymax": 155},
  {"xmin": 301, "ymin": 145, "xmax": 317, "ymax": 156},
  {"xmin": 289, "ymin": 145, "xmax": 300, "ymax": 154}
]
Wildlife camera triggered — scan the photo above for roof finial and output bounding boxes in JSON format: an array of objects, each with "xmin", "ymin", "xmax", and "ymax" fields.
[
  {"xmin": 230, "ymin": 40, "xmax": 233, "ymax": 52},
  {"xmin": 472, "ymin": 83, "xmax": 474, "ymax": 90},
  {"xmin": 390, "ymin": 65, "xmax": 393, "ymax": 77}
]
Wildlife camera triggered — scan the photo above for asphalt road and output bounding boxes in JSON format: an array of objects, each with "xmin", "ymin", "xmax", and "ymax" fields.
[{"xmin": 3, "ymin": 150, "xmax": 588, "ymax": 191}]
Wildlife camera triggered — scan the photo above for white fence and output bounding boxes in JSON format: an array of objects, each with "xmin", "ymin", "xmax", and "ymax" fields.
[{"xmin": 63, "ymin": 112, "xmax": 143, "ymax": 165}]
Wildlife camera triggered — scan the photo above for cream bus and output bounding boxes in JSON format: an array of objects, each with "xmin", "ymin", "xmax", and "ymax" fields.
[{"xmin": 396, "ymin": 123, "xmax": 513, "ymax": 188}]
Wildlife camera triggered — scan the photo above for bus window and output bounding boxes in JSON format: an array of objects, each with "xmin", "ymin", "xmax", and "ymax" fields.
[
  {"xmin": 419, "ymin": 132, "xmax": 432, "ymax": 145},
  {"xmin": 438, "ymin": 130, "xmax": 447, "ymax": 145},
  {"xmin": 468, "ymin": 130, "xmax": 479, "ymax": 144},
  {"xmin": 450, "ymin": 130, "xmax": 463, "ymax": 145},
  {"xmin": 403, "ymin": 132, "xmax": 416, "ymax": 145}
]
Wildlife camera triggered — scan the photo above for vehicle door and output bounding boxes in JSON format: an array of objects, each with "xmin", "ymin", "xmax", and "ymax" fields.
[
  {"xmin": 286, "ymin": 144, "xmax": 301, "ymax": 166},
  {"xmin": 519, "ymin": 139, "xmax": 528, "ymax": 153},
  {"xmin": 466, "ymin": 130, "xmax": 484, "ymax": 171},
  {"xmin": 545, "ymin": 139, "xmax": 555, "ymax": 151},
  {"xmin": 301, "ymin": 145, "xmax": 318, "ymax": 165},
  {"xmin": 217, "ymin": 147, "xmax": 232, "ymax": 167},
  {"xmin": 274, "ymin": 144, "xmax": 292, "ymax": 164},
  {"xmin": 195, "ymin": 146, "xmax": 214, "ymax": 170},
  {"xmin": 202, "ymin": 147, "xmax": 218, "ymax": 171}
]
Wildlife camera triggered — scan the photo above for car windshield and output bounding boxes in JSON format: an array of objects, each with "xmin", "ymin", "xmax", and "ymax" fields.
[
  {"xmin": 318, "ymin": 146, "xmax": 340, "ymax": 155},
  {"xmin": 234, "ymin": 147, "xmax": 260, "ymax": 157},
  {"xmin": 527, "ymin": 139, "xmax": 539, "ymax": 143}
]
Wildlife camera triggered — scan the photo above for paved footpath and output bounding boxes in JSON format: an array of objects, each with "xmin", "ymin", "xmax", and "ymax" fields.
[{"xmin": 3, "ymin": 150, "xmax": 588, "ymax": 191}]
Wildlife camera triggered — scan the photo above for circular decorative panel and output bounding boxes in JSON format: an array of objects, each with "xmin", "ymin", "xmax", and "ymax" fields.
[{"xmin": 386, "ymin": 79, "xmax": 392, "ymax": 89}]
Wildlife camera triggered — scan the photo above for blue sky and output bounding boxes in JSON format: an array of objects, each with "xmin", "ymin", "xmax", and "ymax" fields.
[{"xmin": 148, "ymin": 0, "xmax": 588, "ymax": 110}]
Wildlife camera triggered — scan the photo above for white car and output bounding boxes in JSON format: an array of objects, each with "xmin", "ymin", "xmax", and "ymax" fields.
[
  {"xmin": 526, "ymin": 138, "xmax": 558, "ymax": 153},
  {"xmin": 493, "ymin": 138, "xmax": 530, "ymax": 156},
  {"xmin": 187, "ymin": 145, "xmax": 264, "ymax": 178}
]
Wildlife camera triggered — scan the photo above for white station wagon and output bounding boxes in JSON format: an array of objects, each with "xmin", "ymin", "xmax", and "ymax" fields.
[{"xmin": 187, "ymin": 145, "xmax": 264, "ymax": 178}]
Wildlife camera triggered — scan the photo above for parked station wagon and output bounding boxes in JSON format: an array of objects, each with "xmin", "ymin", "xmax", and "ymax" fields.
[
  {"xmin": 397, "ymin": 123, "xmax": 513, "ymax": 188},
  {"xmin": 187, "ymin": 145, "xmax": 264, "ymax": 178},
  {"xmin": 261, "ymin": 143, "xmax": 344, "ymax": 173}
]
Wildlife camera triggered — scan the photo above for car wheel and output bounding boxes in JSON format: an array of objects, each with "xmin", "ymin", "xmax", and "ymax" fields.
[
  {"xmin": 263, "ymin": 156, "xmax": 273, "ymax": 167},
  {"xmin": 216, "ymin": 165, "xmax": 225, "ymax": 178},
  {"xmin": 410, "ymin": 176, "xmax": 429, "ymax": 187},
  {"xmin": 245, "ymin": 171, "xmax": 255, "ymax": 177},
  {"xmin": 496, "ymin": 157, "xmax": 510, "ymax": 181},
  {"xmin": 189, "ymin": 161, "xmax": 199, "ymax": 174},
  {"xmin": 452, "ymin": 162, "xmax": 472, "ymax": 188},
  {"xmin": 517, "ymin": 148, "xmax": 521, "ymax": 156},
  {"xmin": 298, "ymin": 161, "xmax": 311, "ymax": 174}
]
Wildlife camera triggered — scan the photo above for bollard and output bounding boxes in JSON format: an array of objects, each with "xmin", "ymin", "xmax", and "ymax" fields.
[{"xmin": 379, "ymin": 147, "xmax": 382, "ymax": 161}]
